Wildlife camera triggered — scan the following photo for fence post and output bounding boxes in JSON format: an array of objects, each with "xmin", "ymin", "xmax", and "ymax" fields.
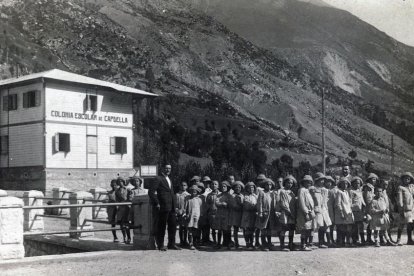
[
  {"xmin": 89, "ymin": 187, "xmax": 107, "ymax": 219},
  {"xmin": 52, "ymin": 187, "xmax": 70, "ymax": 215},
  {"xmin": 69, "ymin": 191, "xmax": 94, "ymax": 238},
  {"xmin": 23, "ymin": 190, "xmax": 44, "ymax": 233},
  {"xmin": 0, "ymin": 190, "xmax": 25, "ymax": 260},
  {"xmin": 132, "ymin": 195, "xmax": 156, "ymax": 250}
]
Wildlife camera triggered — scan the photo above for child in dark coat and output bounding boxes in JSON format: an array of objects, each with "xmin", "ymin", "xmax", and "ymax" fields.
[
  {"xmin": 213, "ymin": 181, "xmax": 233, "ymax": 249},
  {"xmin": 176, "ymin": 181, "xmax": 190, "ymax": 246},
  {"xmin": 206, "ymin": 180, "xmax": 220, "ymax": 244}
]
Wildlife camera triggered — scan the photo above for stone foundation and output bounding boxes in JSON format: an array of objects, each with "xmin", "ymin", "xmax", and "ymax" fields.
[{"xmin": 0, "ymin": 167, "xmax": 134, "ymax": 191}]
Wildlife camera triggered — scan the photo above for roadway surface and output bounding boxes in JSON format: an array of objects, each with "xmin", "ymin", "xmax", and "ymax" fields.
[{"xmin": 2, "ymin": 245, "xmax": 414, "ymax": 276}]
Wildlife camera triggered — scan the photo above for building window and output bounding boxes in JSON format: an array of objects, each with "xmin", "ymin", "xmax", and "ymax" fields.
[
  {"xmin": 0, "ymin": 135, "xmax": 8, "ymax": 155},
  {"xmin": 2, "ymin": 94, "xmax": 18, "ymax": 111},
  {"xmin": 87, "ymin": 135, "xmax": 97, "ymax": 154},
  {"xmin": 86, "ymin": 95, "xmax": 97, "ymax": 111},
  {"xmin": 54, "ymin": 133, "xmax": 70, "ymax": 152},
  {"xmin": 110, "ymin": 137, "xmax": 127, "ymax": 154},
  {"xmin": 23, "ymin": 90, "xmax": 41, "ymax": 108}
]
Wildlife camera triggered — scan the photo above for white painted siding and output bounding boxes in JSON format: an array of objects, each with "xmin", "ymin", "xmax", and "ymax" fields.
[
  {"xmin": 45, "ymin": 82, "xmax": 133, "ymax": 128},
  {"xmin": 45, "ymin": 123, "xmax": 87, "ymax": 168},
  {"xmin": 97, "ymin": 127, "xmax": 133, "ymax": 169},
  {"xmin": 0, "ymin": 82, "xmax": 44, "ymax": 126},
  {"xmin": 0, "ymin": 123, "xmax": 44, "ymax": 167}
]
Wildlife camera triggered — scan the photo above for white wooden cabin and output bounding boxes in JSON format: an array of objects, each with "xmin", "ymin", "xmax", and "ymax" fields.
[{"xmin": 0, "ymin": 69, "xmax": 157, "ymax": 191}]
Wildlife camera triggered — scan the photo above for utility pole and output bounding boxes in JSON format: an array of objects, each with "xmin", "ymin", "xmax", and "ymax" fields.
[
  {"xmin": 391, "ymin": 134, "xmax": 395, "ymax": 175},
  {"xmin": 322, "ymin": 87, "xmax": 326, "ymax": 175}
]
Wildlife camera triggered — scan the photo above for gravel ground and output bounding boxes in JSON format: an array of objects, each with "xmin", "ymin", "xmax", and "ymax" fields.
[{"xmin": 2, "ymin": 245, "xmax": 414, "ymax": 276}]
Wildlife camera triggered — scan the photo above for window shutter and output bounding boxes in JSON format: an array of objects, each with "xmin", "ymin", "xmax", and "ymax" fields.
[
  {"xmin": 65, "ymin": 134, "xmax": 70, "ymax": 152},
  {"xmin": 110, "ymin": 137, "xmax": 116, "ymax": 154},
  {"xmin": 3, "ymin": 96, "xmax": 8, "ymax": 111},
  {"xmin": 55, "ymin": 133, "xmax": 60, "ymax": 152},
  {"xmin": 35, "ymin": 90, "xmax": 41, "ymax": 107},
  {"xmin": 12, "ymin": 94, "xmax": 17, "ymax": 110},
  {"xmin": 86, "ymin": 95, "xmax": 91, "ymax": 111},
  {"xmin": 0, "ymin": 136, "xmax": 2, "ymax": 154},
  {"xmin": 121, "ymin": 137, "xmax": 127, "ymax": 154},
  {"xmin": 23, "ymin": 92, "xmax": 28, "ymax": 108}
]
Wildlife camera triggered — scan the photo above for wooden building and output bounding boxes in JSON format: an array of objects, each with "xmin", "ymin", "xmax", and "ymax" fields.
[{"xmin": 0, "ymin": 69, "xmax": 157, "ymax": 191}]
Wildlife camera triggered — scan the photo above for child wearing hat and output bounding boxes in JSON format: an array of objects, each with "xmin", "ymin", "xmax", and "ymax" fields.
[
  {"xmin": 176, "ymin": 181, "xmax": 190, "ymax": 247},
  {"xmin": 115, "ymin": 178, "xmax": 132, "ymax": 244},
  {"xmin": 396, "ymin": 172, "xmax": 414, "ymax": 245},
  {"xmin": 326, "ymin": 175, "xmax": 337, "ymax": 245},
  {"xmin": 107, "ymin": 179, "xmax": 119, "ymax": 243},
  {"xmin": 368, "ymin": 185, "xmax": 395, "ymax": 247},
  {"xmin": 362, "ymin": 176, "xmax": 376, "ymax": 244},
  {"xmin": 241, "ymin": 182, "xmax": 258, "ymax": 249},
  {"xmin": 254, "ymin": 174, "xmax": 267, "ymax": 248},
  {"xmin": 279, "ymin": 175, "xmax": 297, "ymax": 251},
  {"xmin": 214, "ymin": 181, "xmax": 233, "ymax": 249},
  {"xmin": 311, "ymin": 172, "xmax": 332, "ymax": 248},
  {"xmin": 256, "ymin": 178, "xmax": 276, "ymax": 251},
  {"xmin": 334, "ymin": 178, "xmax": 354, "ymax": 247},
  {"xmin": 230, "ymin": 181, "xmax": 245, "ymax": 249},
  {"xmin": 184, "ymin": 185, "xmax": 203, "ymax": 250},
  {"xmin": 349, "ymin": 176, "xmax": 366, "ymax": 245},
  {"xmin": 201, "ymin": 176, "xmax": 213, "ymax": 244},
  {"xmin": 297, "ymin": 175, "xmax": 316, "ymax": 251},
  {"xmin": 206, "ymin": 180, "xmax": 220, "ymax": 244}
]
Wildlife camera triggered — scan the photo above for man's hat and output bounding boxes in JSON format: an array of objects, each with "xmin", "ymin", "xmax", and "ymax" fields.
[
  {"xmin": 202, "ymin": 176, "xmax": 212, "ymax": 182},
  {"xmin": 314, "ymin": 172, "xmax": 326, "ymax": 182},
  {"xmin": 366, "ymin": 173, "xmax": 379, "ymax": 182},
  {"xmin": 256, "ymin": 174, "xmax": 267, "ymax": 181}
]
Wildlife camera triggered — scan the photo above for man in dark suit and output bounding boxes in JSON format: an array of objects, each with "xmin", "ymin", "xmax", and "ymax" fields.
[{"xmin": 148, "ymin": 164, "xmax": 181, "ymax": 251}]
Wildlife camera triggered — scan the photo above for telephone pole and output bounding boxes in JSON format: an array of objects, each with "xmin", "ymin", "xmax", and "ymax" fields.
[
  {"xmin": 322, "ymin": 87, "xmax": 326, "ymax": 175},
  {"xmin": 391, "ymin": 134, "xmax": 395, "ymax": 175}
]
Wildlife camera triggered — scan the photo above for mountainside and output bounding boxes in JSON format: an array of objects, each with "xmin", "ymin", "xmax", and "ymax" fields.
[{"xmin": 0, "ymin": 0, "xmax": 413, "ymax": 174}]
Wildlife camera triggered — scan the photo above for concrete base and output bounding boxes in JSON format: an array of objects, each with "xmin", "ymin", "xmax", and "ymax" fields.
[
  {"xmin": 0, "ymin": 167, "xmax": 135, "ymax": 191},
  {"xmin": 132, "ymin": 195, "xmax": 156, "ymax": 250}
]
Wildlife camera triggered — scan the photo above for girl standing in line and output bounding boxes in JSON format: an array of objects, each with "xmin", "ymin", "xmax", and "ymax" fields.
[
  {"xmin": 214, "ymin": 181, "xmax": 233, "ymax": 249},
  {"xmin": 184, "ymin": 185, "xmax": 203, "ymax": 250},
  {"xmin": 368, "ymin": 185, "xmax": 396, "ymax": 247},
  {"xmin": 311, "ymin": 172, "xmax": 332, "ymax": 249},
  {"xmin": 334, "ymin": 178, "xmax": 354, "ymax": 247},
  {"xmin": 107, "ymin": 179, "xmax": 119, "ymax": 243},
  {"xmin": 278, "ymin": 175, "xmax": 297, "ymax": 251},
  {"xmin": 230, "ymin": 181, "xmax": 245, "ymax": 249},
  {"xmin": 176, "ymin": 181, "xmax": 190, "ymax": 247},
  {"xmin": 241, "ymin": 182, "xmax": 258, "ymax": 250},
  {"xmin": 115, "ymin": 178, "xmax": 131, "ymax": 244},
  {"xmin": 296, "ymin": 175, "xmax": 316, "ymax": 251},
  {"xmin": 349, "ymin": 176, "xmax": 366, "ymax": 245},
  {"xmin": 327, "ymin": 176, "xmax": 338, "ymax": 245}
]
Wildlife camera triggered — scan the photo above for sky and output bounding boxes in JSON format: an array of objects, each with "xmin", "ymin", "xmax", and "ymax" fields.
[{"xmin": 321, "ymin": 0, "xmax": 414, "ymax": 47}]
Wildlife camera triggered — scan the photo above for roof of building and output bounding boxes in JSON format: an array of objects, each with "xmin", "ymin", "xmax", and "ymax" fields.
[{"xmin": 0, "ymin": 69, "xmax": 158, "ymax": 97}]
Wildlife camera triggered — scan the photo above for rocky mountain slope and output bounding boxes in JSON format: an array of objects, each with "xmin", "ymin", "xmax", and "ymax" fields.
[{"xmin": 0, "ymin": 0, "xmax": 413, "ymax": 173}]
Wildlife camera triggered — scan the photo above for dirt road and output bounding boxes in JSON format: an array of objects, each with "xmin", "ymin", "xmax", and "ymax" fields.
[{"xmin": 2, "ymin": 245, "xmax": 414, "ymax": 276}]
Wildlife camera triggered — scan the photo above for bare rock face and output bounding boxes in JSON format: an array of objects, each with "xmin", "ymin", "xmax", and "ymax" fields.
[{"xmin": 0, "ymin": 0, "xmax": 413, "ymax": 171}]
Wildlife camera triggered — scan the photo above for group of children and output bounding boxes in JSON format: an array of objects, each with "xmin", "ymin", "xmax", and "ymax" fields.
[
  {"xmin": 107, "ymin": 176, "xmax": 147, "ymax": 244},
  {"xmin": 175, "ymin": 168, "xmax": 414, "ymax": 251}
]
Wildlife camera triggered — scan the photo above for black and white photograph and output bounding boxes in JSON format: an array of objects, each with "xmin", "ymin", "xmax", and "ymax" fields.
[{"xmin": 0, "ymin": 0, "xmax": 414, "ymax": 275}]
